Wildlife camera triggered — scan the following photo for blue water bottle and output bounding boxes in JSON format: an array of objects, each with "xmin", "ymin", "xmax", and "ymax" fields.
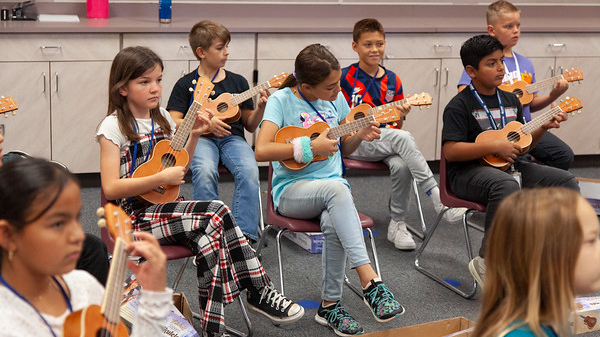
[{"xmin": 159, "ymin": 0, "xmax": 171, "ymax": 23}]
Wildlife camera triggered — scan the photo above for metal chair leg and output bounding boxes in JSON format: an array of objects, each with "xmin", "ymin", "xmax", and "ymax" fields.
[
  {"xmin": 406, "ymin": 179, "xmax": 426, "ymax": 240},
  {"xmin": 193, "ymin": 296, "xmax": 253, "ymax": 337},
  {"xmin": 172, "ymin": 256, "xmax": 191, "ymax": 291},
  {"xmin": 414, "ymin": 207, "xmax": 477, "ymax": 299},
  {"xmin": 344, "ymin": 228, "xmax": 381, "ymax": 298}
]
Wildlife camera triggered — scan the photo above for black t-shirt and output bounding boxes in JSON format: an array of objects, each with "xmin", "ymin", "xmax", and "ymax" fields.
[
  {"xmin": 442, "ymin": 87, "xmax": 523, "ymax": 181},
  {"xmin": 166, "ymin": 69, "xmax": 254, "ymax": 139}
]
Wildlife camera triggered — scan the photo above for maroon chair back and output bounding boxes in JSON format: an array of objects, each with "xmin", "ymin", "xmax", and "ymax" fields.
[
  {"xmin": 439, "ymin": 147, "xmax": 486, "ymax": 212},
  {"xmin": 343, "ymin": 158, "xmax": 388, "ymax": 172}
]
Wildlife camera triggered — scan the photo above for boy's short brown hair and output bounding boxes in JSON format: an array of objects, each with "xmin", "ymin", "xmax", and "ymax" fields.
[
  {"xmin": 486, "ymin": 0, "xmax": 521, "ymax": 25},
  {"xmin": 188, "ymin": 20, "xmax": 231, "ymax": 61},
  {"xmin": 352, "ymin": 18, "xmax": 385, "ymax": 43}
]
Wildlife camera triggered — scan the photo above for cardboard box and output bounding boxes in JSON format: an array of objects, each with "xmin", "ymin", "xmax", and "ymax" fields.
[
  {"xmin": 283, "ymin": 231, "xmax": 323, "ymax": 253},
  {"xmin": 361, "ymin": 317, "xmax": 474, "ymax": 337},
  {"xmin": 172, "ymin": 292, "xmax": 194, "ymax": 325},
  {"xmin": 577, "ymin": 178, "xmax": 600, "ymax": 215},
  {"xmin": 573, "ymin": 296, "xmax": 600, "ymax": 334}
]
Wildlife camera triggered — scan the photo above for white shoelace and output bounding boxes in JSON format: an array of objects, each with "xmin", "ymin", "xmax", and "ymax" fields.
[{"xmin": 260, "ymin": 284, "xmax": 292, "ymax": 310}]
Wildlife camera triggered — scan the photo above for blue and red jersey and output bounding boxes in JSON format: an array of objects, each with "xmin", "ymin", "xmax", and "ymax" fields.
[{"xmin": 340, "ymin": 63, "xmax": 404, "ymax": 109}]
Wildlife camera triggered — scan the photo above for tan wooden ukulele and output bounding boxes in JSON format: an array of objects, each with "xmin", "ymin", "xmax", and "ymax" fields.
[
  {"xmin": 63, "ymin": 203, "xmax": 132, "ymax": 337},
  {"xmin": 476, "ymin": 96, "xmax": 583, "ymax": 170},
  {"xmin": 202, "ymin": 72, "xmax": 289, "ymax": 124},
  {"xmin": 343, "ymin": 92, "xmax": 433, "ymax": 123},
  {"xmin": 132, "ymin": 77, "xmax": 214, "ymax": 204},
  {"xmin": 498, "ymin": 68, "xmax": 583, "ymax": 106},
  {"xmin": 0, "ymin": 96, "xmax": 18, "ymax": 117},
  {"xmin": 276, "ymin": 106, "xmax": 402, "ymax": 171}
]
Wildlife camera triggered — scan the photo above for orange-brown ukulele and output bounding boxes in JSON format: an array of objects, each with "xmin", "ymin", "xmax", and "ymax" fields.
[
  {"xmin": 202, "ymin": 72, "xmax": 289, "ymax": 124},
  {"xmin": 498, "ymin": 68, "xmax": 583, "ymax": 106},
  {"xmin": 0, "ymin": 95, "xmax": 19, "ymax": 117},
  {"xmin": 132, "ymin": 77, "xmax": 214, "ymax": 204},
  {"xmin": 343, "ymin": 92, "xmax": 433, "ymax": 123},
  {"xmin": 476, "ymin": 96, "xmax": 583, "ymax": 171},
  {"xmin": 63, "ymin": 203, "xmax": 132, "ymax": 337},
  {"xmin": 277, "ymin": 106, "xmax": 402, "ymax": 171}
]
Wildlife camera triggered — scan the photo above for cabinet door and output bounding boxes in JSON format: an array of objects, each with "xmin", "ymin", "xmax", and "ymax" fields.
[
  {"xmin": 382, "ymin": 58, "xmax": 442, "ymax": 160},
  {"xmin": 437, "ymin": 58, "xmax": 465, "ymax": 159},
  {"xmin": 528, "ymin": 57, "xmax": 556, "ymax": 98},
  {"xmin": 50, "ymin": 61, "xmax": 111, "ymax": 173},
  {"xmin": 161, "ymin": 60, "xmax": 189, "ymax": 106},
  {"xmin": 550, "ymin": 57, "xmax": 600, "ymax": 155},
  {"xmin": 0, "ymin": 61, "xmax": 51, "ymax": 159}
]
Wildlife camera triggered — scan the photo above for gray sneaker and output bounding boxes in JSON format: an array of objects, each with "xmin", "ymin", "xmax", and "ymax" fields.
[{"xmin": 469, "ymin": 256, "xmax": 486, "ymax": 288}]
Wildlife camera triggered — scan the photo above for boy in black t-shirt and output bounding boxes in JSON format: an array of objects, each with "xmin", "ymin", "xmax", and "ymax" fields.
[
  {"xmin": 442, "ymin": 35, "xmax": 578, "ymax": 288},
  {"xmin": 167, "ymin": 20, "xmax": 269, "ymax": 243}
]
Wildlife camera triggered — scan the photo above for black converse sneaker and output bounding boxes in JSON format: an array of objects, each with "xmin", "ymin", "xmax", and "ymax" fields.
[{"xmin": 246, "ymin": 283, "xmax": 305, "ymax": 325}]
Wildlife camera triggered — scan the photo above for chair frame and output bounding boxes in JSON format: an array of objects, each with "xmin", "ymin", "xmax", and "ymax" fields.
[
  {"xmin": 413, "ymin": 148, "xmax": 483, "ymax": 299},
  {"xmin": 256, "ymin": 163, "xmax": 381, "ymax": 298}
]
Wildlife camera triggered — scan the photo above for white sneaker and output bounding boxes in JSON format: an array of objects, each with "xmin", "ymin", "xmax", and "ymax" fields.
[
  {"xmin": 387, "ymin": 219, "xmax": 399, "ymax": 243},
  {"xmin": 442, "ymin": 207, "xmax": 468, "ymax": 224},
  {"xmin": 391, "ymin": 220, "xmax": 416, "ymax": 250},
  {"xmin": 468, "ymin": 256, "xmax": 486, "ymax": 288}
]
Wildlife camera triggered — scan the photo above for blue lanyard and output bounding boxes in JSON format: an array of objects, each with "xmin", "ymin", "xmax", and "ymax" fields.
[
  {"xmin": 0, "ymin": 275, "xmax": 73, "ymax": 337},
  {"xmin": 129, "ymin": 118, "xmax": 154, "ymax": 178},
  {"xmin": 469, "ymin": 83, "xmax": 506, "ymax": 130},
  {"xmin": 296, "ymin": 86, "xmax": 345, "ymax": 175},
  {"xmin": 347, "ymin": 63, "xmax": 378, "ymax": 108},
  {"xmin": 188, "ymin": 67, "xmax": 220, "ymax": 107}
]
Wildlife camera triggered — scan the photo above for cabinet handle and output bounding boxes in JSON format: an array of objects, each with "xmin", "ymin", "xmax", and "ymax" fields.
[
  {"xmin": 180, "ymin": 45, "xmax": 191, "ymax": 49},
  {"xmin": 434, "ymin": 44, "xmax": 452, "ymax": 49},
  {"xmin": 385, "ymin": 54, "xmax": 396, "ymax": 59},
  {"xmin": 434, "ymin": 68, "xmax": 440, "ymax": 87},
  {"xmin": 548, "ymin": 43, "xmax": 566, "ymax": 48},
  {"xmin": 559, "ymin": 66, "xmax": 564, "ymax": 75},
  {"xmin": 40, "ymin": 45, "xmax": 62, "ymax": 50},
  {"xmin": 55, "ymin": 72, "xmax": 59, "ymax": 92},
  {"xmin": 549, "ymin": 66, "xmax": 555, "ymax": 77},
  {"xmin": 42, "ymin": 72, "xmax": 47, "ymax": 93},
  {"xmin": 444, "ymin": 67, "xmax": 449, "ymax": 86}
]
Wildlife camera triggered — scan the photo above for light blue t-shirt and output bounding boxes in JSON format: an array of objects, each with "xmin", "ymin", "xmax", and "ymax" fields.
[
  {"xmin": 458, "ymin": 52, "xmax": 536, "ymax": 122},
  {"xmin": 262, "ymin": 88, "xmax": 351, "ymax": 209},
  {"xmin": 503, "ymin": 321, "xmax": 558, "ymax": 337}
]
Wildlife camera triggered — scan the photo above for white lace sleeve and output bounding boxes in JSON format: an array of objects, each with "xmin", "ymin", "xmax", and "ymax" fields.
[{"xmin": 131, "ymin": 287, "xmax": 174, "ymax": 337}]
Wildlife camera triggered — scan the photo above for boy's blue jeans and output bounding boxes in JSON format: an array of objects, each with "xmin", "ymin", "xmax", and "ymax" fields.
[
  {"xmin": 277, "ymin": 179, "xmax": 372, "ymax": 302},
  {"xmin": 190, "ymin": 134, "xmax": 260, "ymax": 240}
]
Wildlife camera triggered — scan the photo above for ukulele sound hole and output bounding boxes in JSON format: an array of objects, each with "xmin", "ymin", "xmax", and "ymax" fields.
[
  {"xmin": 217, "ymin": 102, "xmax": 229, "ymax": 113},
  {"xmin": 161, "ymin": 153, "xmax": 176, "ymax": 168},
  {"xmin": 353, "ymin": 112, "xmax": 365, "ymax": 120},
  {"xmin": 507, "ymin": 131, "xmax": 520, "ymax": 143},
  {"xmin": 310, "ymin": 133, "xmax": 320, "ymax": 141},
  {"xmin": 96, "ymin": 328, "xmax": 113, "ymax": 337},
  {"xmin": 512, "ymin": 89, "xmax": 523, "ymax": 98}
]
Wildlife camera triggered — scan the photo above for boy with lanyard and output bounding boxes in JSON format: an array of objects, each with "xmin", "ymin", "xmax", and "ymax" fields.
[
  {"xmin": 340, "ymin": 18, "xmax": 466, "ymax": 251},
  {"xmin": 167, "ymin": 20, "xmax": 268, "ymax": 243},
  {"xmin": 443, "ymin": 34, "xmax": 578, "ymax": 288},
  {"xmin": 457, "ymin": 0, "xmax": 573, "ymax": 170}
]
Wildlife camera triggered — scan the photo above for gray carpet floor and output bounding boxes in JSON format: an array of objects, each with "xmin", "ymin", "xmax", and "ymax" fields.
[{"xmin": 78, "ymin": 156, "xmax": 600, "ymax": 336}]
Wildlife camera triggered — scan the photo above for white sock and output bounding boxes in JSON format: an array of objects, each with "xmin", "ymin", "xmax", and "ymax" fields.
[{"xmin": 427, "ymin": 186, "xmax": 443, "ymax": 212}]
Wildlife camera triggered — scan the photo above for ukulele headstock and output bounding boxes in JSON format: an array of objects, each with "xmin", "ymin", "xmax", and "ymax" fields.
[
  {"xmin": 188, "ymin": 77, "xmax": 215, "ymax": 106},
  {"xmin": 97, "ymin": 203, "xmax": 132, "ymax": 244},
  {"xmin": 372, "ymin": 106, "xmax": 401, "ymax": 124},
  {"xmin": 406, "ymin": 92, "xmax": 433, "ymax": 110},
  {"xmin": 562, "ymin": 68, "xmax": 583, "ymax": 83},
  {"xmin": 0, "ymin": 96, "xmax": 18, "ymax": 117},
  {"xmin": 267, "ymin": 72, "xmax": 290, "ymax": 88},
  {"xmin": 558, "ymin": 96, "xmax": 583, "ymax": 116}
]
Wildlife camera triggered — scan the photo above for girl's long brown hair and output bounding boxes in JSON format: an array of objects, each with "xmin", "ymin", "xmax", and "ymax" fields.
[
  {"xmin": 107, "ymin": 46, "xmax": 171, "ymax": 142},
  {"xmin": 475, "ymin": 187, "xmax": 582, "ymax": 337},
  {"xmin": 279, "ymin": 43, "xmax": 340, "ymax": 89}
]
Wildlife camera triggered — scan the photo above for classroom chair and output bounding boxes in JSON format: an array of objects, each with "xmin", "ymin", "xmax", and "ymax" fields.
[
  {"xmin": 255, "ymin": 163, "xmax": 381, "ymax": 298},
  {"xmin": 413, "ymin": 147, "xmax": 483, "ymax": 299},
  {"xmin": 343, "ymin": 158, "xmax": 427, "ymax": 240}
]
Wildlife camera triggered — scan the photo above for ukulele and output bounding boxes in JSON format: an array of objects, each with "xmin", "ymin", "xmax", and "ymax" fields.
[
  {"xmin": 277, "ymin": 106, "xmax": 402, "ymax": 171},
  {"xmin": 63, "ymin": 203, "xmax": 132, "ymax": 337},
  {"xmin": 476, "ymin": 96, "xmax": 582, "ymax": 171},
  {"xmin": 202, "ymin": 72, "xmax": 289, "ymax": 125},
  {"xmin": 0, "ymin": 96, "xmax": 18, "ymax": 117},
  {"xmin": 498, "ymin": 68, "xmax": 583, "ymax": 106},
  {"xmin": 132, "ymin": 77, "xmax": 214, "ymax": 204},
  {"xmin": 343, "ymin": 92, "xmax": 433, "ymax": 123}
]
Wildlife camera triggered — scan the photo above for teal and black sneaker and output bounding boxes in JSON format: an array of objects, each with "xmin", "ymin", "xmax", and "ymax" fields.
[
  {"xmin": 363, "ymin": 280, "xmax": 405, "ymax": 322},
  {"xmin": 315, "ymin": 301, "xmax": 364, "ymax": 336}
]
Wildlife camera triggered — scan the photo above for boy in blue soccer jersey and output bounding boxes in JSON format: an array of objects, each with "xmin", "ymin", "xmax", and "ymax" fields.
[{"xmin": 340, "ymin": 18, "xmax": 466, "ymax": 251}]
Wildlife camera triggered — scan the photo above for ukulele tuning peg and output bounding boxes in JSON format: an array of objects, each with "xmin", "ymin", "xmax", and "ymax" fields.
[
  {"xmin": 192, "ymin": 79, "xmax": 197, "ymax": 85},
  {"xmin": 188, "ymin": 87, "xmax": 194, "ymax": 92},
  {"xmin": 3, "ymin": 114, "xmax": 7, "ymax": 118},
  {"xmin": 96, "ymin": 207, "xmax": 105, "ymax": 217},
  {"xmin": 97, "ymin": 218, "xmax": 107, "ymax": 228},
  {"xmin": 0, "ymin": 96, "xmax": 4, "ymax": 99},
  {"xmin": 211, "ymin": 91, "xmax": 216, "ymax": 96},
  {"xmin": 11, "ymin": 111, "xmax": 16, "ymax": 116}
]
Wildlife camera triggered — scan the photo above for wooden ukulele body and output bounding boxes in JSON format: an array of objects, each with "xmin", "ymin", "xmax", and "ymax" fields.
[
  {"xmin": 476, "ymin": 121, "xmax": 531, "ymax": 171},
  {"xmin": 131, "ymin": 140, "xmax": 189, "ymax": 204},
  {"xmin": 342, "ymin": 103, "xmax": 372, "ymax": 123},
  {"xmin": 203, "ymin": 92, "xmax": 241, "ymax": 124},
  {"xmin": 498, "ymin": 81, "xmax": 534, "ymax": 105},
  {"xmin": 63, "ymin": 304, "xmax": 129, "ymax": 337},
  {"xmin": 276, "ymin": 122, "xmax": 330, "ymax": 171}
]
